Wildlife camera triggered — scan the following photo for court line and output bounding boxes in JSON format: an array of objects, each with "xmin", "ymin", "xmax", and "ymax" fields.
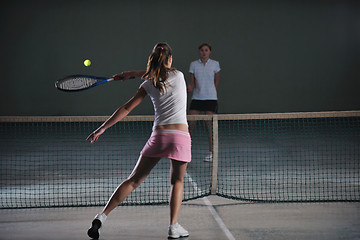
[{"xmin": 185, "ymin": 172, "xmax": 236, "ymax": 240}]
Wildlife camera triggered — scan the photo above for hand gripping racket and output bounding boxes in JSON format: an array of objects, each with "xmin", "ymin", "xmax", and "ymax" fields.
[{"xmin": 55, "ymin": 74, "xmax": 114, "ymax": 91}]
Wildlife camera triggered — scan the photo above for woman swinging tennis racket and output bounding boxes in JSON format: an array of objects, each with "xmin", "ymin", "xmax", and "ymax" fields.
[{"xmin": 86, "ymin": 42, "xmax": 190, "ymax": 239}]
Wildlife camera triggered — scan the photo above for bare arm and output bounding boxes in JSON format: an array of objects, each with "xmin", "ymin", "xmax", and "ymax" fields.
[
  {"xmin": 86, "ymin": 87, "xmax": 147, "ymax": 143},
  {"xmin": 214, "ymin": 71, "xmax": 220, "ymax": 89},
  {"xmin": 187, "ymin": 73, "xmax": 196, "ymax": 92},
  {"xmin": 113, "ymin": 70, "xmax": 146, "ymax": 81}
]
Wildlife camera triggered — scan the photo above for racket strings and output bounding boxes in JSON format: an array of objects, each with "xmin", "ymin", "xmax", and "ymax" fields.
[{"xmin": 58, "ymin": 77, "xmax": 97, "ymax": 90}]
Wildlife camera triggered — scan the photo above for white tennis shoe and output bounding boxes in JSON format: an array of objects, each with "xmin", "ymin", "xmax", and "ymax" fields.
[
  {"xmin": 87, "ymin": 213, "xmax": 107, "ymax": 239},
  {"xmin": 204, "ymin": 152, "xmax": 213, "ymax": 162},
  {"xmin": 168, "ymin": 223, "xmax": 189, "ymax": 239}
]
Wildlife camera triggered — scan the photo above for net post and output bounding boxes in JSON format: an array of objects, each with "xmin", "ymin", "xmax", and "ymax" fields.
[{"xmin": 211, "ymin": 114, "xmax": 219, "ymax": 195}]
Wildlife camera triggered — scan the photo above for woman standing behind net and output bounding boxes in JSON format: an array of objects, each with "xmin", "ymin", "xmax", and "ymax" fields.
[
  {"xmin": 86, "ymin": 42, "xmax": 190, "ymax": 239},
  {"xmin": 187, "ymin": 43, "xmax": 221, "ymax": 162}
]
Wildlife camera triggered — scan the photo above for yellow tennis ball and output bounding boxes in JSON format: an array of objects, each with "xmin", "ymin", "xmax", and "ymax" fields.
[{"xmin": 84, "ymin": 59, "xmax": 91, "ymax": 67}]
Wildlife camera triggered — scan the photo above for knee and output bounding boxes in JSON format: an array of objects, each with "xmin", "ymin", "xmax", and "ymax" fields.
[
  {"xmin": 125, "ymin": 177, "xmax": 143, "ymax": 189},
  {"xmin": 170, "ymin": 176, "xmax": 184, "ymax": 186}
]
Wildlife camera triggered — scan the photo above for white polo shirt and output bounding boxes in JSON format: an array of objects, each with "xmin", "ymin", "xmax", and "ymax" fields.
[
  {"xmin": 189, "ymin": 59, "xmax": 220, "ymax": 100},
  {"xmin": 140, "ymin": 70, "xmax": 188, "ymax": 128}
]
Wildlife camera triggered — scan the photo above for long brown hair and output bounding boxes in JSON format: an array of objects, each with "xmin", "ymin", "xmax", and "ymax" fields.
[{"xmin": 142, "ymin": 42, "xmax": 175, "ymax": 93}]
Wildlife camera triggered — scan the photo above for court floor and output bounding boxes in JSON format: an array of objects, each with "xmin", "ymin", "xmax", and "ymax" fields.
[{"xmin": 0, "ymin": 195, "xmax": 359, "ymax": 240}]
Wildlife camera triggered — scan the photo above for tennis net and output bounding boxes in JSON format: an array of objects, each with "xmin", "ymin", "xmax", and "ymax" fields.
[{"xmin": 0, "ymin": 111, "xmax": 359, "ymax": 208}]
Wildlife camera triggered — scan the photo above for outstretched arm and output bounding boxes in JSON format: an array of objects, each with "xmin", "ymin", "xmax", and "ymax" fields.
[
  {"xmin": 113, "ymin": 71, "xmax": 146, "ymax": 81},
  {"xmin": 86, "ymin": 87, "xmax": 147, "ymax": 143}
]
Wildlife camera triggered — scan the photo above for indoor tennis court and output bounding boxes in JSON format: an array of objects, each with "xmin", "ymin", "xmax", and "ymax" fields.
[{"xmin": 1, "ymin": 1, "xmax": 360, "ymax": 240}]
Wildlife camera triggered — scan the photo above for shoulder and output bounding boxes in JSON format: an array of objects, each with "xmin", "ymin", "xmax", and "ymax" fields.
[
  {"xmin": 209, "ymin": 59, "xmax": 220, "ymax": 72},
  {"xmin": 140, "ymin": 79, "xmax": 150, "ymax": 86},
  {"xmin": 209, "ymin": 59, "xmax": 220, "ymax": 65},
  {"xmin": 169, "ymin": 70, "xmax": 184, "ymax": 80},
  {"xmin": 175, "ymin": 70, "xmax": 184, "ymax": 77},
  {"xmin": 140, "ymin": 79, "xmax": 152, "ymax": 92},
  {"xmin": 189, "ymin": 60, "xmax": 201, "ymax": 73},
  {"xmin": 190, "ymin": 59, "xmax": 201, "ymax": 66}
]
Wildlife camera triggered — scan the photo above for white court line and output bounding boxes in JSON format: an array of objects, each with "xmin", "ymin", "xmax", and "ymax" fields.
[{"xmin": 185, "ymin": 172, "xmax": 236, "ymax": 240}]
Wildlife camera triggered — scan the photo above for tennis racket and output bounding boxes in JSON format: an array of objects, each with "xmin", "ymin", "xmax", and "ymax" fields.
[{"xmin": 55, "ymin": 75, "xmax": 114, "ymax": 91}]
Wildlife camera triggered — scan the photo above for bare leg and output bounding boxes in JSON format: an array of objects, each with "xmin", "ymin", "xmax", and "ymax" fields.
[
  {"xmin": 169, "ymin": 160, "xmax": 188, "ymax": 225},
  {"xmin": 188, "ymin": 109, "xmax": 200, "ymax": 134},
  {"xmin": 205, "ymin": 111, "xmax": 215, "ymax": 153},
  {"xmin": 102, "ymin": 155, "xmax": 161, "ymax": 216}
]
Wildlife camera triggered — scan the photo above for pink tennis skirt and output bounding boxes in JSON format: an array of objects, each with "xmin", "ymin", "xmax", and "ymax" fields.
[{"xmin": 140, "ymin": 129, "xmax": 191, "ymax": 162}]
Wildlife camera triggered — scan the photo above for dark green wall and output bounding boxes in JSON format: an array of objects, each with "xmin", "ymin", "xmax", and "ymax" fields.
[{"xmin": 1, "ymin": 0, "xmax": 359, "ymax": 116}]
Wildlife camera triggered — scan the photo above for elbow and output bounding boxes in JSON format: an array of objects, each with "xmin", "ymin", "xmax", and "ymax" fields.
[{"xmin": 122, "ymin": 105, "xmax": 131, "ymax": 115}]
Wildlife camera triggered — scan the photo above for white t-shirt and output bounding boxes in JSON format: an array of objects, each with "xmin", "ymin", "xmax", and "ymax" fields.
[
  {"xmin": 140, "ymin": 70, "xmax": 188, "ymax": 128},
  {"xmin": 189, "ymin": 59, "xmax": 220, "ymax": 100}
]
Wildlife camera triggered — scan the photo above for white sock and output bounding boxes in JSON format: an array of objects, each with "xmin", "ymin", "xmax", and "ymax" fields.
[
  {"xmin": 95, "ymin": 212, "xmax": 107, "ymax": 224},
  {"xmin": 169, "ymin": 222, "xmax": 178, "ymax": 227}
]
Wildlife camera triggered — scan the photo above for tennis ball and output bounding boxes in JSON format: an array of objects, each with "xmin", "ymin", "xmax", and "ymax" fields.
[{"xmin": 84, "ymin": 59, "xmax": 91, "ymax": 67}]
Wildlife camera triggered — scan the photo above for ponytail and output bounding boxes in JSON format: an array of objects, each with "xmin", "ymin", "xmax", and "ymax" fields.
[{"xmin": 142, "ymin": 43, "xmax": 175, "ymax": 93}]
